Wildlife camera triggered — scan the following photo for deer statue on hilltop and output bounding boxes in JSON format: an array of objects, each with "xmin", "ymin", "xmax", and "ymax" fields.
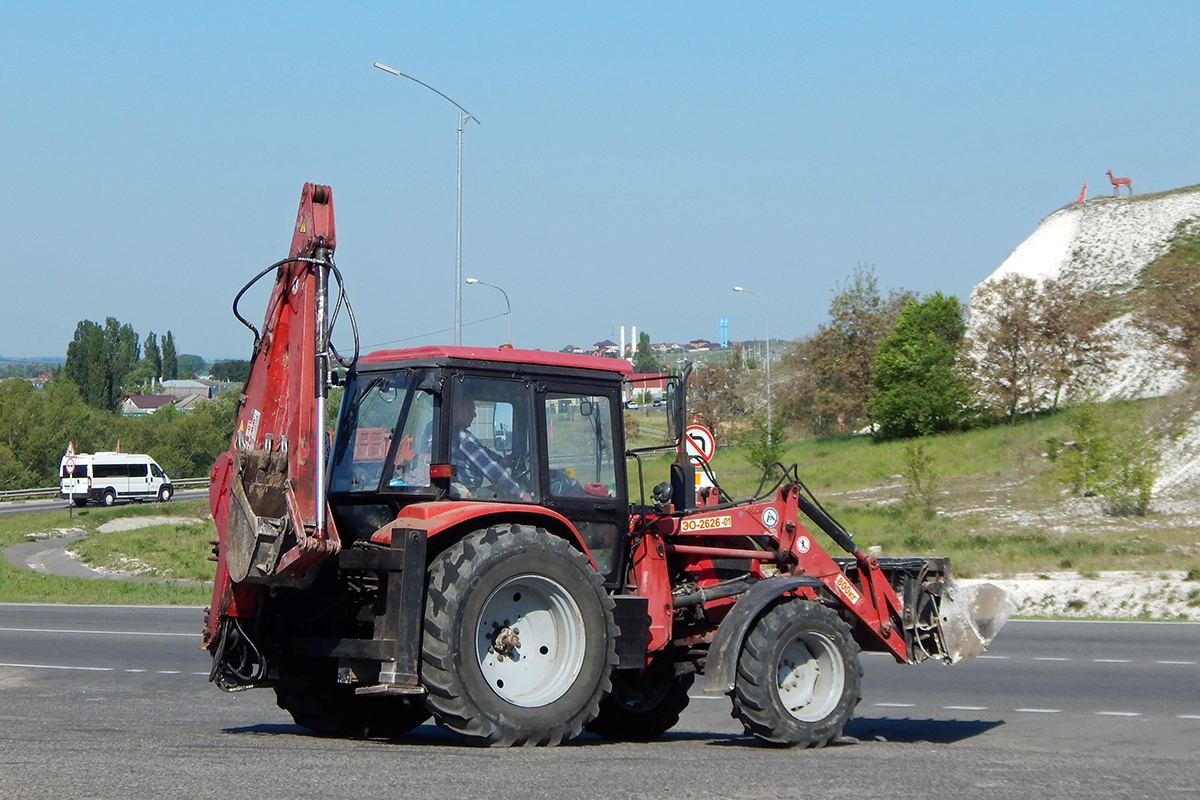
[{"xmin": 1107, "ymin": 170, "xmax": 1133, "ymax": 196}]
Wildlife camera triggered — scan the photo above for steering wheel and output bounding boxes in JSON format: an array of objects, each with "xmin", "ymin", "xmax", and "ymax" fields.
[{"xmin": 549, "ymin": 468, "xmax": 585, "ymax": 497}]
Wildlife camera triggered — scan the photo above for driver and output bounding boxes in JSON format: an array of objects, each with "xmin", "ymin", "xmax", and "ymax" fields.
[{"xmin": 450, "ymin": 391, "xmax": 531, "ymax": 501}]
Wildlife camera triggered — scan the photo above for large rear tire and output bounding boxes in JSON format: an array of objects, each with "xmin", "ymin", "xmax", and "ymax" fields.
[
  {"xmin": 585, "ymin": 659, "xmax": 694, "ymax": 741},
  {"xmin": 274, "ymin": 681, "xmax": 429, "ymax": 739},
  {"xmin": 731, "ymin": 599, "xmax": 862, "ymax": 747},
  {"xmin": 422, "ymin": 524, "xmax": 617, "ymax": 746}
]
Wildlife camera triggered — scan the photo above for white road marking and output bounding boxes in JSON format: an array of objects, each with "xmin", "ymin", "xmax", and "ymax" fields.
[
  {"xmin": 1014, "ymin": 708, "xmax": 1061, "ymax": 714},
  {"xmin": 1034, "ymin": 657, "xmax": 1069, "ymax": 661},
  {"xmin": 687, "ymin": 695, "xmax": 727, "ymax": 701},
  {"xmin": 125, "ymin": 669, "xmax": 146, "ymax": 673},
  {"xmin": 1093, "ymin": 659, "xmax": 1131, "ymax": 663},
  {"xmin": 1157, "ymin": 660, "xmax": 1197, "ymax": 665},
  {"xmin": 943, "ymin": 705, "xmax": 988, "ymax": 711},
  {"xmin": 0, "ymin": 662, "xmax": 112, "ymax": 672},
  {"xmin": 157, "ymin": 670, "xmax": 181, "ymax": 675},
  {"xmin": 0, "ymin": 627, "xmax": 197, "ymax": 638},
  {"xmin": 1095, "ymin": 711, "xmax": 1141, "ymax": 717},
  {"xmin": 978, "ymin": 655, "xmax": 1009, "ymax": 660},
  {"xmin": 874, "ymin": 703, "xmax": 915, "ymax": 708},
  {"xmin": 1177, "ymin": 715, "xmax": 1200, "ymax": 720}
]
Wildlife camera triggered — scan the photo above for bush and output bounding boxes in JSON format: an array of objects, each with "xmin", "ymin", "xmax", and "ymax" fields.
[{"xmin": 738, "ymin": 417, "xmax": 787, "ymax": 474}]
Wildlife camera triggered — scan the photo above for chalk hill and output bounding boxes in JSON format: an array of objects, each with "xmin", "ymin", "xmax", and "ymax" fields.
[{"xmin": 972, "ymin": 184, "xmax": 1200, "ymax": 401}]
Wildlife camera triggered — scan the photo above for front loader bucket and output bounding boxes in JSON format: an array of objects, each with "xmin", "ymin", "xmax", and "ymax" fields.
[{"xmin": 937, "ymin": 580, "xmax": 1015, "ymax": 664}]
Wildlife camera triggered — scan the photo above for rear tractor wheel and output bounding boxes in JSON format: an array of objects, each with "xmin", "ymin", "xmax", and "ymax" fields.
[
  {"xmin": 422, "ymin": 524, "xmax": 618, "ymax": 746},
  {"xmin": 731, "ymin": 598, "xmax": 862, "ymax": 747}
]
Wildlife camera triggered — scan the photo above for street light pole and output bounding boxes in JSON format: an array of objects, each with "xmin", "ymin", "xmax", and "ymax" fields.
[
  {"xmin": 465, "ymin": 277, "xmax": 511, "ymax": 344},
  {"xmin": 373, "ymin": 61, "xmax": 480, "ymax": 345},
  {"xmin": 733, "ymin": 286, "xmax": 771, "ymax": 440}
]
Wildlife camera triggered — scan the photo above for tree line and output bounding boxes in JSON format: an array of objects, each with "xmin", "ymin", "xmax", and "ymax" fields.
[{"xmin": 0, "ymin": 377, "xmax": 236, "ymax": 490}]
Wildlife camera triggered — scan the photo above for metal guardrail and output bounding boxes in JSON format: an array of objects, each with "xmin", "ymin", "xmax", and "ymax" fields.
[{"xmin": 0, "ymin": 477, "xmax": 210, "ymax": 502}]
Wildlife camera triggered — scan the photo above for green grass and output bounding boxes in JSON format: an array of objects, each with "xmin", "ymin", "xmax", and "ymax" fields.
[{"xmin": 0, "ymin": 500, "xmax": 212, "ymax": 605}]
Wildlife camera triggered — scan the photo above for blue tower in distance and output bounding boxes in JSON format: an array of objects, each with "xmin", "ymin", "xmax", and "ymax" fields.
[{"xmin": 719, "ymin": 317, "xmax": 728, "ymax": 349}]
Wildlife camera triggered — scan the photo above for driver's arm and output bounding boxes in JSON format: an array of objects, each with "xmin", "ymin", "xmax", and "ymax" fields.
[{"xmin": 459, "ymin": 435, "xmax": 529, "ymax": 500}]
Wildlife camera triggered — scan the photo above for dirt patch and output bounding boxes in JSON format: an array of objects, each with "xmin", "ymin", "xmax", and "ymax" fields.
[
  {"xmin": 986, "ymin": 570, "xmax": 1199, "ymax": 620},
  {"xmin": 96, "ymin": 517, "xmax": 204, "ymax": 534}
]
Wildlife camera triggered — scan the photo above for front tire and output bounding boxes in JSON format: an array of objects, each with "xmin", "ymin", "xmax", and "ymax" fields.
[
  {"xmin": 422, "ymin": 524, "xmax": 618, "ymax": 746},
  {"xmin": 158, "ymin": 485, "xmax": 173, "ymax": 502},
  {"xmin": 731, "ymin": 599, "xmax": 862, "ymax": 747}
]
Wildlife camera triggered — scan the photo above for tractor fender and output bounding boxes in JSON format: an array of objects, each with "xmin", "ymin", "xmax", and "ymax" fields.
[
  {"xmin": 703, "ymin": 575, "xmax": 825, "ymax": 695},
  {"xmin": 369, "ymin": 501, "xmax": 599, "ymax": 569}
]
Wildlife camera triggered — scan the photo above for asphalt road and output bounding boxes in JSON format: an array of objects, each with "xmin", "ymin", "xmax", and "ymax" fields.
[
  {"xmin": 1, "ymin": 605, "xmax": 1196, "ymax": 799},
  {"xmin": 0, "ymin": 489, "xmax": 209, "ymax": 517}
]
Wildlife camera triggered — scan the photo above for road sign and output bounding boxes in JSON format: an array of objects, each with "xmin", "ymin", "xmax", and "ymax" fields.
[
  {"xmin": 683, "ymin": 424, "xmax": 715, "ymax": 465},
  {"xmin": 64, "ymin": 442, "xmax": 76, "ymax": 476}
]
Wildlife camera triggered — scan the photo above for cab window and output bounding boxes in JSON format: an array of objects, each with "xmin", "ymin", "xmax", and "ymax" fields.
[{"xmin": 543, "ymin": 393, "xmax": 616, "ymax": 498}]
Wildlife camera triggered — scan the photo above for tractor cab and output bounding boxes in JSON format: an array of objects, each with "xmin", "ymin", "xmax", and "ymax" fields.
[{"xmin": 327, "ymin": 346, "xmax": 634, "ymax": 580}]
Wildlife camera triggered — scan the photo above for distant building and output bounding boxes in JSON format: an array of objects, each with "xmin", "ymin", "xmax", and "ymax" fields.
[
  {"xmin": 121, "ymin": 395, "xmax": 177, "ymax": 416},
  {"xmin": 591, "ymin": 339, "xmax": 618, "ymax": 357}
]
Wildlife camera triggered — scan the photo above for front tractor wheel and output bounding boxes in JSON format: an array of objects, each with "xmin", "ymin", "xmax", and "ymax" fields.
[
  {"xmin": 422, "ymin": 525, "xmax": 618, "ymax": 746},
  {"xmin": 732, "ymin": 599, "xmax": 862, "ymax": 747}
]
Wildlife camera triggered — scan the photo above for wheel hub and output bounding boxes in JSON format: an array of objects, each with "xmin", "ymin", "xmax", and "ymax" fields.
[{"xmin": 475, "ymin": 574, "xmax": 586, "ymax": 707}]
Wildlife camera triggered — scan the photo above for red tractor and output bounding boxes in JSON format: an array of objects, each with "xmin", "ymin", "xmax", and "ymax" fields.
[{"xmin": 204, "ymin": 184, "xmax": 1011, "ymax": 747}]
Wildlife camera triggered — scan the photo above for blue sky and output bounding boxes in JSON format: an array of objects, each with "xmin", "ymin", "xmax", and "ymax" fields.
[{"xmin": 3, "ymin": 2, "xmax": 1198, "ymax": 361}]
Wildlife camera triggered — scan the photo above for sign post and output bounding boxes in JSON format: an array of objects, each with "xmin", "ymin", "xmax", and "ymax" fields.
[{"xmin": 64, "ymin": 442, "xmax": 76, "ymax": 517}]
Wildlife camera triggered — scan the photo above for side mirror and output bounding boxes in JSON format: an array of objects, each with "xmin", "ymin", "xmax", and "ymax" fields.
[
  {"xmin": 579, "ymin": 400, "xmax": 594, "ymax": 417},
  {"xmin": 665, "ymin": 382, "xmax": 679, "ymax": 441}
]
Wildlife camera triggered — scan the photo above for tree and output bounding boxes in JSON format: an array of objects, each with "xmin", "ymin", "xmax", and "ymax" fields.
[
  {"xmin": 777, "ymin": 265, "xmax": 911, "ymax": 435},
  {"xmin": 210, "ymin": 359, "xmax": 251, "ymax": 383},
  {"xmin": 632, "ymin": 332, "xmax": 660, "ymax": 373},
  {"xmin": 1136, "ymin": 227, "xmax": 1200, "ymax": 370},
  {"xmin": 162, "ymin": 331, "xmax": 178, "ymax": 381},
  {"xmin": 687, "ymin": 362, "xmax": 739, "ymax": 439},
  {"xmin": 63, "ymin": 317, "xmax": 139, "ymax": 412},
  {"xmin": 144, "ymin": 332, "xmax": 162, "ymax": 382},
  {"xmin": 870, "ymin": 292, "xmax": 969, "ymax": 439},
  {"xmin": 177, "ymin": 354, "xmax": 207, "ymax": 378},
  {"xmin": 1038, "ymin": 278, "xmax": 1118, "ymax": 411},
  {"xmin": 968, "ymin": 275, "xmax": 1119, "ymax": 420},
  {"xmin": 64, "ymin": 320, "xmax": 108, "ymax": 409},
  {"xmin": 966, "ymin": 274, "xmax": 1044, "ymax": 422}
]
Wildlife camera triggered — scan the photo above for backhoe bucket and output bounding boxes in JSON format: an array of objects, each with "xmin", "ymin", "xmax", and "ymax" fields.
[{"xmin": 937, "ymin": 580, "xmax": 1015, "ymax": 664}]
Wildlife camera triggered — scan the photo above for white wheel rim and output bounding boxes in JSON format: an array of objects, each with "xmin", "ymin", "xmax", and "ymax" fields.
[
  {"xmin": 776, "ymin": 631, "xmax": 845, "ymax": 722},
  {"xmin": 475, "ymin": 574, "xmax": 586, "ymax": 707}
]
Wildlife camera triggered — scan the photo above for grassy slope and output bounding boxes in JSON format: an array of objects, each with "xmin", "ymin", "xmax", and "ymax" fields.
[{"xmin": 0, "ymin": 500, "xmax": 212, "ymax": 605}]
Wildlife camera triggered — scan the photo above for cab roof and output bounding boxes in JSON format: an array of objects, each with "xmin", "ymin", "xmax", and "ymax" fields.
[{"xmin": 359, "ymin": 345, "xmax": 634, "ymax": 377}]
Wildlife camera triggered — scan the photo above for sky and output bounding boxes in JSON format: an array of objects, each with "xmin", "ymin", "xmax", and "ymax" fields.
[{"xmin": 3, "ymin": 2, "xmax": 1199, "ymax": 363}]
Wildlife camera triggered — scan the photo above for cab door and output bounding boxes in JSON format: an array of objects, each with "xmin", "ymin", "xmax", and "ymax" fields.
[{"xmin": 536, "ymin": 386, "xmax": 628, "ymax": 585}]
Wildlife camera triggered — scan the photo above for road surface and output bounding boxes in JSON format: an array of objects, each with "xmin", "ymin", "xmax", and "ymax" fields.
[{"xmin": 0, "ymin": 605, "xmax": 1196, "ymax": 798}]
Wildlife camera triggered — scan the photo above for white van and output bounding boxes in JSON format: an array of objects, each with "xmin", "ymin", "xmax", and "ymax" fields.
[{"xmin": 59, "ymin": 452, "xmax": 174, "ymax": 507}]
